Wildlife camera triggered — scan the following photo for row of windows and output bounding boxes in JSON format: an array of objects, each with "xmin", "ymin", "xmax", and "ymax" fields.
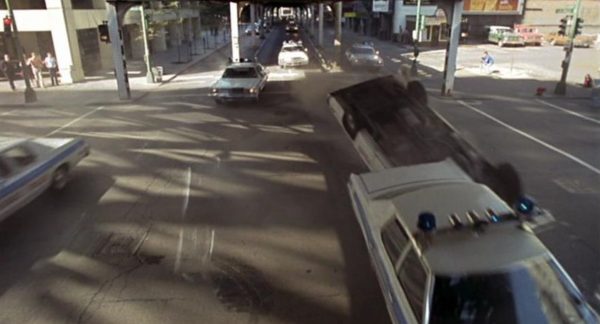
[{"xmin": 381, "ymin": 219, "xmax": 428, "ymax": 321}]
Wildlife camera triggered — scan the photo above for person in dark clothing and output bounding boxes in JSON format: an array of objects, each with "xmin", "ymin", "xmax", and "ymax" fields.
[{"xmin": 1, "ymin": 54, "xmax": 16, "ymax": 90}]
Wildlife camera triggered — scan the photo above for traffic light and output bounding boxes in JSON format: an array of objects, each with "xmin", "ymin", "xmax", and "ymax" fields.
[
  {"xmin": 574, "ymin": 18, "xmax": 583, "ymax": 35},
  {"xmin": 3, "ymin": 16, "xmax": 12, "ymax": 35},
  {"xmin": 558, "ymin": 17, "xmax": 568, "ymax": 36},
  {"xmin": 98, "ymin": 22, "xmax": 110, "ymax": 43}
]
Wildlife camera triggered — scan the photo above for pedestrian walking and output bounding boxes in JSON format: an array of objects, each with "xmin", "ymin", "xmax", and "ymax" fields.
[
  {"xmin": 0, "ymin": 54, "xmax": 16, "ymax": 90},
  {"xmin": 44, "ymin": 52, "xmax": 59, "ymax": 86},
  {"xmin": 27, "ymin": 52, "xmax": 44, "ymax": 88},
  {"xmin": 481, "ymin": 50, "xmax": 494, "ymax": 74}
]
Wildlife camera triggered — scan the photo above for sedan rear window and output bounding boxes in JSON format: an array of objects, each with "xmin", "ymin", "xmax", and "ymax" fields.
[
  {"xmin": 223, "ymin": 67, "xmax": 258, "ymax": 78},
  {"xmin": 351, "ymin": 47, "xmax": 376, "ymax": 55}
]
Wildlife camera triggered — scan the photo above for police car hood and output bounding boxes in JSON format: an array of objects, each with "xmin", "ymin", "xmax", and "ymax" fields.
[{"xmin": 214, "ymin": 78, "xmax": 260, "ymax": 89}]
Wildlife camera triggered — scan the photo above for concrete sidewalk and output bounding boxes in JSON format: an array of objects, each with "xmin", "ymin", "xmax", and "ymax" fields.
[
  {"xmin": 0, "ymin": 28, "xmax": 246, "ymax": 107},
  {"xmin": 308, "ymin": 26, "xmax": 596, "ymax": 102}
]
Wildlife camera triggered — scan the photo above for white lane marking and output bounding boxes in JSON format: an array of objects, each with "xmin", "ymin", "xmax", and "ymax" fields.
[
  {"xmin": 536, "ymin": 99, "xmax": 600, "ymax": 126},
  {"xmin": 174, "ymin": 166, "xmax": 192, "ymax": 274},
  {"xmin": 45, "ymin": 105, "xmax": 105, "ymax": 137},
  {"xmin": 209, "ymin": 229, "xmax": 215, "ymax": 259},
  {"xmin": 182, "ymin": 166, "xmax": 191, "ymax": 216},
  {"xmin": 0, "ymin": 109, "xmax": 19, "ymax": 116},
  {"xmin": 457, "ymin": 100, "xmax": 600, "ymax": 176}
]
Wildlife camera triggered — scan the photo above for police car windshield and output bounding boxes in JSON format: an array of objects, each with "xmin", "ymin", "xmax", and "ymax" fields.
[
  {"xmin": 222, "ymin": 67, "xmax": 257, "ymax": 78},
  {"xmin": 351, "ymin": 47, "xmax": 376, "ymax": 55},
  {"xmin": 430, "ymin": 256, "xmax": 591, "ymax": 323},
  {"xmin": 282, "ymin": 46, "xmax": 303, "ymax": 52}
]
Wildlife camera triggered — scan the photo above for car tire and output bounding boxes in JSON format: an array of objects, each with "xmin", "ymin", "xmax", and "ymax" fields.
[
  {"xmin": 214, "ymin": 99, "xmax": 223, "ymax": 106},
  {"xmin": 51, "ymin": 165, "xmax": 69, "ymax": 191},
  {"xmin": 407, "ymin": 81, "xmax": 428, "ymax": 107},
  {"xmin": 342, "ymin": 111, "xmax": 363, "ymax": 139}
]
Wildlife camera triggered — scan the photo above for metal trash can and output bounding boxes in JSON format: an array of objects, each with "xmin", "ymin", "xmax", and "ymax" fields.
[{"xmin": 152, "ymin": 66, "xmax": 163, "ymax": 83}]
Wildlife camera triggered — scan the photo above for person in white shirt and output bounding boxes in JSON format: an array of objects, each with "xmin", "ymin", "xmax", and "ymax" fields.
[{"xmin": 44, "ymin": 52, "xmax": 59, "ymax": 86}]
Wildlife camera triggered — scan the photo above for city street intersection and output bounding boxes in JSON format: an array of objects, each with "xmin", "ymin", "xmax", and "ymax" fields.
[{"xmin": 0, "ymin": 24, "xmax": 599, "ymax": 323}]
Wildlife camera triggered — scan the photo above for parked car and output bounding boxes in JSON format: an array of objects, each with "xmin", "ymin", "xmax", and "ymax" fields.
[
  {"xmin": 344, "ymin": 42, "xmax": 384, "ymax": 71},
  {"xmin": 348, "ymin": 159, "xmax": 600, "ymax": 324},
  {"xmin": 487, "ymin": 25, "xmax": 525, "ymax": 47},
  {"xmin": 547, "ymin": 33, "xmax": 595, "ymax": 48},
  {"xmin": 0, "ymin": 137, "xmax": 90, "ymax": 222},
  {"xmin": 278, "ymin": 40, "xmax": 309, "ymax": 68},
  {"xmin": 513, "ymin": 24, "xmax": 543, "ymax": 46},
  {"xmin": 210, "ymin": 60, "xmax": 268, "ymax": 104}
]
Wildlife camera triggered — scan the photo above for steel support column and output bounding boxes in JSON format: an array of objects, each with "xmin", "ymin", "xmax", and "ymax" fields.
[
  {"xmin": 229, "ymin": 2, "xmax": 240, "ymax": 62},
  {"xmin": 441, "ymin": 0, "xmax": 463, "ymax": 96},
  {"xmin": 107, "ymin": 1, "xmax": 137, "ymax": 100},
  {"xmin": 318, "ymin": 3, "xmax": 324, "ymax": 46},
  {"xmin": 250, "ymin": 3, "xmax": 256, "ymax": 37}
]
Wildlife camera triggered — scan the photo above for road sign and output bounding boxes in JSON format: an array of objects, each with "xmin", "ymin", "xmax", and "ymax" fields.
[{"xmin": 555, "ymin": 7, "xmax": 574, "ymax": 14}]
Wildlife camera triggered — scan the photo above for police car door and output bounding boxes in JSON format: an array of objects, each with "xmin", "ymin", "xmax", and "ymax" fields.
[{"xmin": 0, "ymin": 145, "xmax": 44, "ymax": 219}]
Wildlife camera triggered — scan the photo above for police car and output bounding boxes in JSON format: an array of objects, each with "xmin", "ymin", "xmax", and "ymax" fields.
[
  {"xmin": 0, "ymin": 137, "xmax": 90, "ymax": 222},
  {"xmin": 210, "ymin": 59, "xmax": 268, "ymax": 104},
  {"xmin": 348, "ymin": 159, "xmax": 599, "ymax": 324},
  {"xmin": 278, "ymin": 40, "xmax": 309, "ymax": 68}
]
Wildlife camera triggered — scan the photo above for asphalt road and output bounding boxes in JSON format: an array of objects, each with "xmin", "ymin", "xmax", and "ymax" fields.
[{"xmin": 0, "ymin": 26, "xmax": 391, "ymax": 324}]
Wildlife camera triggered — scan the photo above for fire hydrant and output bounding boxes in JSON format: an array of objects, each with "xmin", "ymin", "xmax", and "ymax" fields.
[
  {"xmin": 584, "ymin": 74, "xmax": 593, "ymax": 88},
  {"xmin": 535, "ymin": 87, "xmax": 547, "ymax": 96}
]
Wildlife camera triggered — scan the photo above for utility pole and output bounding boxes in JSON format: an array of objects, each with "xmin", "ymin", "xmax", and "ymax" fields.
[
  {"xmin": 140, "ymin": 4, "xmax": 154, "ymax": 83},
  {"xmin": 4, "ymin": 0, "xmax": 36, "ymax": 103},
  {"xmin": 555, "ymin": 0, "xmax": 582, "ymax": 95}
]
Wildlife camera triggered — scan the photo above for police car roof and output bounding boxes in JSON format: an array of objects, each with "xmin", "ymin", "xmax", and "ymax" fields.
[
  {"xmin": 424, "ymin": 222, "xmax": 548, "ymax": 274},
  {"xmin": 226, "ymin": 62, "xmax": 257, "ymax": 68},
  {"xmin": 0, "ymin": 138, "xmax": 26, "ymax": 151}
]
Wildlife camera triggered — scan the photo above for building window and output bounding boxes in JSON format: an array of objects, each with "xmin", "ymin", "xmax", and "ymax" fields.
[
  {"xmin": 71, "ymin": 0, "xmax": 105, "ymax": 10},
  {"xmin": 0, "ymin": 0, "xmax": 46, "ymax": 10}
]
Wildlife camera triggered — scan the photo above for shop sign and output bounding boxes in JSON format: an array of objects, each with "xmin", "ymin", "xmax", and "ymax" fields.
[
  {"xmin": 373, "ymin": 0, "xmax": 390, "ymax": 13},
  {"xmin": 463, "ymin": 0, "xmax": 525, "ymax": 14}
]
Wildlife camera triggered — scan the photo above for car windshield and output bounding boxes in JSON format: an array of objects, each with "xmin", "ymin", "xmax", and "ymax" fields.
[
  {"xmin": 282, "ymin": 46, "xmax": 303, "ymax": 52},
  {"xmin": 430, "ymin": 256, "xmax": 592, "ymax": 324},
  {"xmin": 222, "ymin": 67, "xmax": 258, "ymax": 78},
  {"xmin": 351, "ymin": 47, "xmax": 375, "ymax": 55}
]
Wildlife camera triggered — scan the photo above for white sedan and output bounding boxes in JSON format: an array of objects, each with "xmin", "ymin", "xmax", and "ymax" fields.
[
  {"xmin": 0, "ymin": 137, "xmax": 90, "ymax": 222},
  {"xmin": 278, "ymin": 41, "xmax": 309, "ymax": 68},
  {"xmin": 210, "ymin": 61, "xmax": 268, "ymax": 104},
  {"xmin": 348, "ymin": 159, "xmax": 599, "ymax": 324}
]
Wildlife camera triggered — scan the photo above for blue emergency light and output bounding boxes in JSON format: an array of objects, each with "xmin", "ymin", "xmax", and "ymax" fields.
[{"xmin": 418, "ymin": 212, "xmax": 437, "ymax": 232}]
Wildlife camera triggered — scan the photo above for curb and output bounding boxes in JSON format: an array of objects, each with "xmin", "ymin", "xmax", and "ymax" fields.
[
  {"xmin": 133, "ymin": 41, "xmax": 231, "ymax": 102},
  {"xmin": 302, "ymin": 31, "xmax": 332, "ymax": 72}
]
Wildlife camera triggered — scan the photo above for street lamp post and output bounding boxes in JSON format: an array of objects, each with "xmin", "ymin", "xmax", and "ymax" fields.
[
  {"xmin": 4, "ymin": 0, "xmax": 36, "ymax": 103},
  {"xmin": 140, "ymin": 5, "xmax": 154, "ymax": 83},
  {"xmin": 415, "ymin": 0, "xmax": 423, "ymax": 43}
]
